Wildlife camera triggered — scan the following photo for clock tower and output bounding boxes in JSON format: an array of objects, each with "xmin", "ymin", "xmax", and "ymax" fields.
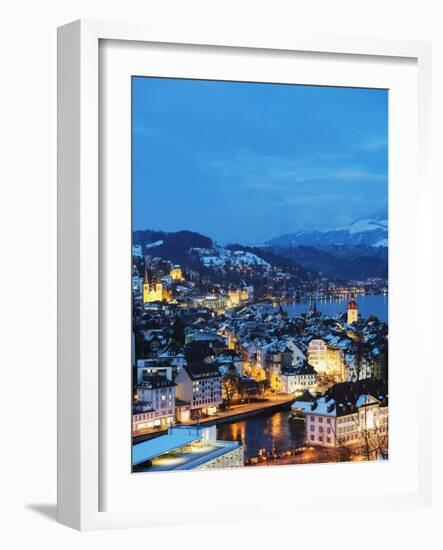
[{"xmin": 347, "ymin": 295, "xmax": 358, "ymax": 324}]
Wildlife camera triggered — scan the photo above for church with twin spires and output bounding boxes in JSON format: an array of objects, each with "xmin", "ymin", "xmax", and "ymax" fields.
[{"xmin": 143, "ymin": 268, "xmax": 170, "ymax": 303}]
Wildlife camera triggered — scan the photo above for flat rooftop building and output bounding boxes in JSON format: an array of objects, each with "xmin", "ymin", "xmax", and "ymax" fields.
[{"xmin": 133, "ymin": 425, "xmax": 243, "ymax": 471}]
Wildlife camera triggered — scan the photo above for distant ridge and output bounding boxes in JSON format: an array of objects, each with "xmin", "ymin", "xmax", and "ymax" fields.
[
  {"xmin": 265, "ymin": 207, "xmax": 388, "ymax": 248},
  {"xmin": 132, "ymin": 209, "xmax": 389, "ymax": 282},
  {"xmin": 132, "ymin": 229, "xmax": 315, "ymax": 281}
]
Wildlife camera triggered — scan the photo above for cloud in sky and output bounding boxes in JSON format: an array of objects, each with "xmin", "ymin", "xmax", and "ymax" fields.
[{"xmin": 132, "ymin": 77, "xmax": 388, "ymax": 243}]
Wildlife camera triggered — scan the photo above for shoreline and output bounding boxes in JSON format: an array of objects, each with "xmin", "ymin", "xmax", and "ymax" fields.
[{"xmin": 133, "ymin": 395, "xmax": 296, "ymax": 444}]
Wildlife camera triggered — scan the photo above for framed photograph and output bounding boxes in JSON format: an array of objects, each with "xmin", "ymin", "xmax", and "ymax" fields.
[{"xmin": 57, "ymin": 20, "xmax": 433, "ymax": 530}]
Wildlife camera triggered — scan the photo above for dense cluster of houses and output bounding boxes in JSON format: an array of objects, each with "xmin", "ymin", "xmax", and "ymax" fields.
[{"xmin": 132, "ymin": 258, "xmax": 388, "ymax": 453}]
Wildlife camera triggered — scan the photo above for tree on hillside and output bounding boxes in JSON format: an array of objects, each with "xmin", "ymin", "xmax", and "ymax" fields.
[
  {"xmin": 223, "ymin": 373, "xmax": 239, "ymax": 406},
  {"xmin": 171, "ymin": 316, "xmax": 186, "ymax": 346}
]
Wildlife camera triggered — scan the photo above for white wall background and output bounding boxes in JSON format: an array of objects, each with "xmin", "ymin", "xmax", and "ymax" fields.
[{"xmin": 0, "ymin": 0, "xmax": 441, "ymax": 547}]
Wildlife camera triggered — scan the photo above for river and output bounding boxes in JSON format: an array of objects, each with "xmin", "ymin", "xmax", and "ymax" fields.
[
  {"xmin": 283, "ymin": 293, "xmax": 388, "ymax": 323},
  {"xmin": 217, "ymin": 409, "xmax": 304, "ymax": 459}
]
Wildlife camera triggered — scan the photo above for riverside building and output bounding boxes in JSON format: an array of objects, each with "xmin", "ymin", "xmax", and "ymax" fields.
[{"xmin": 132, "ymin": 425, "xmax": 244, "ymax": 471}]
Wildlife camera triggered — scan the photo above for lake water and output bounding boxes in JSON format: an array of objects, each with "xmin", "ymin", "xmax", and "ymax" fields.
[
  {"xmin": 283, "ymin": 294, "xmax": 388, "ymax": 323},
  {"xmin": 217, "ymin": 410, "xmax": 304, "ymax": 459}
]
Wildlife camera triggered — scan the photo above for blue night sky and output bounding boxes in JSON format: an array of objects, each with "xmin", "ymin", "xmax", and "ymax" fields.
[{"xmin": 132, "ymin": 77, "xmax": 388, "ymax": 244}]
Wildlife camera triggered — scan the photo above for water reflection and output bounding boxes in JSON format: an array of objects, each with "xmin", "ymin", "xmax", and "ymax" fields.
[{"xmin": 217, "ymin": 410, "xmax": 304, "ymax": 458}]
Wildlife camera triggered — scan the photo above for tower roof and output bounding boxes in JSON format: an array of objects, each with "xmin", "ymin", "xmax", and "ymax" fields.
[{"xmin": 348, "ymin": 297, "xmax": 358, "ymax": 310}]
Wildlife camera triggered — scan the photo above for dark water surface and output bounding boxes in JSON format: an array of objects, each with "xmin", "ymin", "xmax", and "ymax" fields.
[
  {"xmin": 283, "ymin": 293, "xmax": 388, "ymax": 323},
  {"xmin": 217, "ymin": 410, "xmax": 304, "ymax": 458}
]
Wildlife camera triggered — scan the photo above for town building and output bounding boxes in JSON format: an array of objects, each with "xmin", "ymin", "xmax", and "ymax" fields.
[
  {"xmin": 216, "ymin": 321, "xmax": 235, "ymax": 343},
  {"xmin": 216, "ymin": 350, "xmax": 243, "ymax": 377},
  {"xmin": 132, "ymin": 425, "xmax": 244, "ymax": 471},
  {"xmin": 185, "ymin": 331, "xmax": 226, "ymax": 347},
  {"xmin": 347, "ymin": 295, "xmax": 359, "ymax": 324},
  {"xmin": 280, "ymin": 361, "xmax": 317, "ymax": 395},
  {"xmin": 133, "ymin": 374, "xmax": 176, "ymax": 433},
  {"xmin": 175, "ymin": 364, "xmax": 223, "ymax": 417},
  {"xmin": 199, "ymin": 294, "xmax": 228, "ymax": 312},
  {"xmin": 239, "ymin": 341, "xmax": 257, "ymax": 375},
  {"xmin": 228, "ymin": 285, "xmax": 253, "ymax": 306},
  {"xmin": 141, "ymin": 329, "xmax": 167, "ymax": 356},
  {"xmin": 170, "ymin": 265, "xmax": 184, "ymax": 281},
  {"xmin": 143, "ymin": 268, "xmax": 171, "ymax": 304},
  {"xmin": 283, "ymin": 338, "xmax": 306, "ymax": 365},
  {"xmin": 132, "ymin": 274, "xmax": 144, "ymax": 298},
  {"xmin": 135, "ymin": 355, "xmax": 186, "ymax": 383},
  {"xmin": 344, "ymin": 353, "xmax": 374, "ymax": 381},
  {"xmin": 308, "ymin": 338, "xmax": 345, "ymax": 381},
  {"xmin": 265, "ymin": 347, "xmax": 292, "ymax": 391},
  {"xmin": 158, "ymin": 342, "xmax": 187, "ymax": 373},
  {"xmin": 175, "ymin": 399, "xmax": 191, "ymax": 422},
  {"xmin": 293, "ymin": 380, "xmax": 388, "ymax": 450}
]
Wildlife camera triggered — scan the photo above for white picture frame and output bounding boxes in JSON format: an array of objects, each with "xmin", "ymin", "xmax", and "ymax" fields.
[{"xmin": 57, "ymin": 19, "xmax": 434, "ymax": 531}]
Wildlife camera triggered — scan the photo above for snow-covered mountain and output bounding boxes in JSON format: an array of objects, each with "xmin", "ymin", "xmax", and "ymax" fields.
[
  {"xmin": 266, "ymin": 208, "xmax": 388, "ymax": 248},
  {"xmin": 192, "ymin": 246, "xmax": 271, "ymax": 268},
  {"xmin": 145, "ymin": 240, "xmax": 164, "ymax": 249},
  {"xmin": 347, "ymin": 217, "xmax": 387, "ymax": 235},
  {"xmin": 133, "ymin": 229, "xmax": 272, "ymax": 268}
]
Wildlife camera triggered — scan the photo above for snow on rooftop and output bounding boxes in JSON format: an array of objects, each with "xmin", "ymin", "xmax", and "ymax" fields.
[
  {"xmin": 292, "ymin": 397, "xmax": 337, "ymax": 416},
  {"xmin": 355, "ymin": 394, "xmax": 379, "ymax": 407}
]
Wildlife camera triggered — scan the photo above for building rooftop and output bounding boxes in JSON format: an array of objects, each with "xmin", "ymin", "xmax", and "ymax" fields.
[
  {"xmin": 132, "ymin": 425, "xmax": 241, "ymax": 470},
  {"xmin": 293, "ymin": 381, "xmax": 388, "ymax": 417},
  {"xmin": 348, "ymin": 298, "xmax": 358, "ymax": 310},
  {"xmin": 293, "ymin": 397, "xmax": 338, "ymax": 417},
  {"xmin": 183, "ymin": 363, "xmax": 221, "ymax": 381},
  {"xmin": 282, "ymin": 361, "xmax": 317, "ymax": 376},
  {"xmin": 143, "ymin": 442, "xmax": 239, "ymax": 472},
  {"xmin": 133, "ymin": 430, "xmax": 200, "ymax": 465},
  {"xmin": 137, "ymin": 374, "xmax": 176, "ymax": 389}
]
